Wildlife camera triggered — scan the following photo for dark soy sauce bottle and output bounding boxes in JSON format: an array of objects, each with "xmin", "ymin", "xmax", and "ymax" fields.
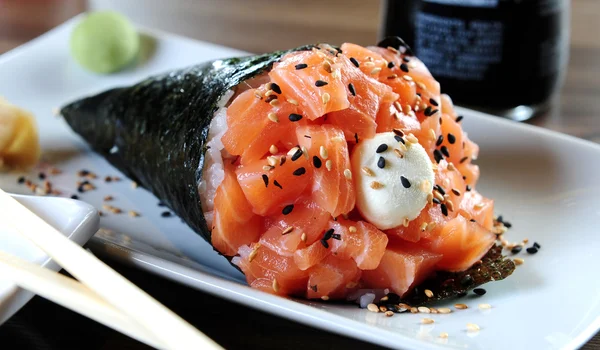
[{"xmin": 381, "ymin": 0, "xmax": 570, "ymax": 121}]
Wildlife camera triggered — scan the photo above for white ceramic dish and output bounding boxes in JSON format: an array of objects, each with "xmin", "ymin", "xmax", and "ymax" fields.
[
  {"xmin": 0, "ymin": 194, "xmax": 99, "ymax": 325},
  {"xmin": 0, "ymin": 17, "xmax": 599, "ymax": 349}
]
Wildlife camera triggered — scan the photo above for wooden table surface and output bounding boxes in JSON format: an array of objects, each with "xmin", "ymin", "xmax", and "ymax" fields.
[{"xmin": 0, "ymin": 0, "xmax": 598, "ymax": 349}]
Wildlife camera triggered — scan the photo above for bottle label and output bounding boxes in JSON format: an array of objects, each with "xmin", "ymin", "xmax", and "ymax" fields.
[
  {"xmin": 423, "ymin": 0, "xmax": 498, "ymax": 8},
  {"xmin": 415, "ymin": 12, "xmax": 503, "ymax": 80}
]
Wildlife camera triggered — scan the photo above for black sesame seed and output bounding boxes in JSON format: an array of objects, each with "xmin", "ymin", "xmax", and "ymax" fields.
[
  {"xmin": 459, "ymin": 156, "xmax": 469, "ymax": 164},
  {"xmin": 289, "ymin": 113, "xmax": 303, "ymax": 122},
  {"xmin": 452, "ymin": 189, "xmax": 461, "ymax": 196},
  {"xmin": 293, "ymin": 167, "xmax": 306, "ymax": 176},
  {"xmin": 274, "ymin": 180, "xmax": 283, "ymax": 189},
  {"xmin": 291, "ymin": 148, "xmax": 303, "ymax": 161},
  {"xmin": 466, "ymin": 185, "xmax": 472, "ymax": 192},
  {"xmin": 280, "ymin": 156, "xmax": 287, "ymax": 166},
  {"xmin": 429, "ymin": 98, "xmax": 438, "ymax": 107},
  {"xmin": 320, "ymin": 239, "xmax": 330, "ymax": 248},
  {"xmin": 295, "ymin": 63, "xmax": 308, "ymax": 70},
  {"xmin": 70, "ymin": 194, "xmax": 79, "ymax": 200},
  {"xmin": 354, "ymin": 132, "xmax": 359, "ymax": 144},
  {"xmin": 158, "ymin": 201, "xmax": 166, "ymax": 207},
  {"xmin": 424, "ymin": 106, "xmax": 434, "ymax": 117},
  {"xmin": 460, "ymin": 275, "xmax": 474, "ymax": 286},
  {"xmin": 399, "ymin": 63, "xmax": 409, "ymax": 72},
  {"xmin": 262, "ymin": 174, "xmax": 269, "ymax": 187},
  {"xmin": 400, "ymin": 176, "xmax": 411, "ymax": 188},
  {"xmin": 439, "ymin": 116, "xmax": 443, "ymax": 124},
  {"xmin": 447, "ymin": 133, "xmax": 456, "ymax": 144},
  {"xmin": 350, "ymin": 57, "xmax": 360, "ymax": 68},
  {"xmin": 348, "ymin": 83, "xmax": 356, "ymax": 96},
  {"xmin": 17, "ymin": 176, "xmax": 25, "ymax": 184},
  {"xmin": 161, "ymin": 211, "xmax": 172, "ymax": 218},
  {"xmin": 376, "ymin": 144, "xmax": 388, "ymax": 153},
  {"xmin": 533, "ymin": 242, "xmax": 541, "ymax": 249},
  {"xmin": 394, "ymin": 135, "xmax": 404, "ymax": 143},
  {"xmin": 440, "ymin": 203, "xmax": 448, "ymax": 216},
  {"xmin": 270, "ymin": 83, "xmax": 282, "ymax": 94},
  {"xmin": 455, "ymin": 115, "xmax": 464, "ymax": 123},
  {"xmin": 504, "ymin": 221, "xmax": 512, "ymax": 228},
  {"xmin": 432, "ymin": 198, "xmax": 441, "ymax": 205},
  {"xmin": 470, "ymin": 219, "xmax": 476, "ymax": 222},
  {"xmin": 38, "ymin": 172, "xmax": 46, "ymax": 180},
  {"xmin": 433, "ymin": 149, "xmax": 443, "ymax": 163},
  {"xmin": 440, "ymin": 145, "xmax": 450, "ymax": 158},
  {"xmin": 79, "ymin": 170, "xmax": 90, "ymax": 176},
  {"xmin": 387, "ymin": 61, "xmax": 395, "ymax": 69},
  {"xmin": 473, "ymin": 288, "xmax": 486, "ymax": 296},
  {"xmin": 323, "ymin": 228, "xmax": 334, "ymax": 240},
  {"xmin": 332, "ymin": 233, "xmax": 341, "ymax": 240},
  {"xmin": 282, "ymin": 204, "xmax": 294, "ymax": 215},
  {"xmin": 511, "ymin": 246, "xmax": 522, "ymax": 254},
  {"xmin": 526, "ymin": 247, "xmax": 538, "ymax": 254},
  {"xmin": 312, "ymin": 156, "xmax": 322, "ymax": 169},
  {"xmin": 392, "ymin": 129, "xmax": 404, "ymax": 137},
  {"xmin": 304, "ymin": 135, "xmax": 312, "ymax": 139},
  {"xmin": 435, "ymin": 185, "xmax": 446, "ymax": 195},
  {"xmin": 435, "ymin": 135, "xmax": 444, "ymax": 146},
  {"xmin": 377, "ymin": 157, "xmax": 386, "ymax": 169},
  {"xmin": 315, "ymin": 80, "xmax": 328, "ymax": 87},
  {"xmin": 497, "ymin": 215, "xmax": 504, "ymax": 223}
]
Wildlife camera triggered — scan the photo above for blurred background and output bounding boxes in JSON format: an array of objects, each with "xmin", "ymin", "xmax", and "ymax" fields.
[{"xmin": 1, "ymin": 0, "xmax": 599, "ymax": 141}]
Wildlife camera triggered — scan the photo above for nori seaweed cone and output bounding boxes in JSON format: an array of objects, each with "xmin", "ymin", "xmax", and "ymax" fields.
[{"xmin": 61, "ymin": 47, "xmax": 311, "ymax": 241}]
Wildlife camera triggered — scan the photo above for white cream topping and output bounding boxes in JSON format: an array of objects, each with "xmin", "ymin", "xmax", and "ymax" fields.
[{"xmin": 351, "ymin": 132, "xmax": 434, "ymax": 230}]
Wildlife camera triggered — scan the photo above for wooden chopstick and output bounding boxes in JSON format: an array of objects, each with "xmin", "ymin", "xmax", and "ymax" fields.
[
  {"xmin": 0, "ymin": 250, "xmax": 164, "ymax": 349},
  {"xmin": 0, "ymin": 189, "xmax": 222, "ymax": 350}
]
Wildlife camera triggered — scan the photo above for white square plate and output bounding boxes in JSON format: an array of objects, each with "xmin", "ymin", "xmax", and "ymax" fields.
[
  {"xmin": 1, "ymin": 17, "xmax": 599, "ymax": 350},
  {"xmin": 0, "ymin": 194, "xmax": 99, "ymax": 324}
]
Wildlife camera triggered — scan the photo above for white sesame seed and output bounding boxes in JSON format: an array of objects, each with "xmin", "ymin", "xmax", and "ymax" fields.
[
  {"xmin": 326, "ymin": 160, "xmax": 333, "ymax": 171},
  {"xmin": 454, "ymin": 303, "xmax": 468, "ymax": 310},
  {"xmin": 262, "ymin": 165, "xmax": 273, "ymax": 171},
  {"xmin": 416, "ymin": 82, "xmax": 426, "ymax": 90},
  {"xmin": 322, "ymin": 61, "xmax": 332, "ymax": 73},
  {"xmin": 269, "ymin": 144, "xmax": 279, "ymax": 154},
  {"xmin": 466, "ymin": 323, "xmax": 480, "ymax": 332},
  {"xmin": 402, "ymin": 217, "xmax": 410, "ymax": 227},
  {"xmin": 344, "ymin": 169, "xmax": 352, "ymax": 180},
  {"xmin": 363, "ymin": 61, "xmax": 375, "ymax": 67},
  {"xmin": 131, "ymin": 181, "xmax": 138, "ymax": 189},
  {"xmin": 425, "ymin": 289, "xmax": 434, "ymax": 298},
  {"xmin": 370, "ymin": 67, "xmax": 382, "ymax": 75},
  {"xmin": 320, "ymin": 146, "xmax": 329, "ymax": 159},
  {"xmin": 265, "ymin": 89, "xmax": 276, "ymax": 97},
  {"xmin": 427, "ymin": 222, "xmax": 437, "ymax": 232},
  {"xmin": 349, "ymin": 226, "xmax": 357, "ymax": 233},
  {"xmin": 385, "ymin": 311, "xmax": 394, "ymax": 317},
  {"xmin": 447, "ymin": 162, "xmax": 456, "ymax": 171},
  {"xmin": 287, "ymin": 98, "xmax": 299, "ymax": 106},
  {"xmin": 268, "ymin": 112, "xmax": 279, "ymax": 123},
  {"xmin": 361, "ymin": 167, "xmax": 375, "ymax": 176},
  {"xmin": 321, "ymin": 295, "xmax": 329, "ymax": 301},
  {"xmin": 429, "ymin": 129, "xmax": 436, "ymax": 141},
  {"xmin": 418, "ymin": 306, "xmax": 430, "ymax": 313},
  {"xmin": 478, "ymin": 303, "xmax": 492, "ymax": 310},
  {"xmin": 370, "ymin": 181, "xmax": 384, "ymax": 189},
  {"xmin": 367, "ymin": 303, "xmax": 379, "ymax": 313},
  {"xmin": 474, "ymin": 203, "xmax": 485, "ymax": 210},
  {"xmin": 426, "ymin": 193, "xmax": 434, "ymax": 204},
  {"xmin": 420, "ymin": 179, "xmax": 431, "ymax": 192},
  {"xmin": 420, "ymin": 222, "xmax": 428, "ymax": 232},
  {"xmin": 421, "ymin": 318, "xmax": 434, "ymax": 324},
  {"xmin": 402, "ymin": 104, "xmax": 412, "ymax": 115},
  {"xmin": 269, "ymin": 99, "xmax": 279, "ymax": 107},
  {"xmin": 267, "ymin": 156, "xmax": 278, "ymax": 166},
  {"xmin": 514, "ymin": 258, "xmax": 524, "ymax": 265},
  {"xmin": 287, "ymin": 147, "xmax": 300, "ymax": 157},
  {"xmin": 403, "ymin": 75, "xmax": 413, "ymax": 81},
  {"xmin": 272, "ymin": 279, "xmax": 280, "ymax": 292},
  {"xmin": 301, "ymin": 232, "xmax": 307, "ymax": 242},
  {"xmin": 409, "ymin": 62, "xmax": 417, "ymax": 69},
  {"xmin": 282, "ymin": 226, "xmax": 294, "ymax": 235},
  {"xmin": 379, "ymin": 305, "xmax": 388, "ymax": 312},
  {"xmin": 439, "ymin": 332, "xmax": 448, "ymax": 339},
  {"xmin": 128, "ymin": 210, "xmax": 140, "ymax": 217},
  {"xmin": 301, "ymin": 146, "xmax": 309, "ymax": 159},
  {"xmin": 406, "ymin": 134, "xmax": 418, "ymax": 144},
  {"xmin": 322, "ymin": 92, "xmax": 330, "ymax": 104},
  {"xmin": 437, "ymin": 307, "xmax": 452, "ymax": 314}
]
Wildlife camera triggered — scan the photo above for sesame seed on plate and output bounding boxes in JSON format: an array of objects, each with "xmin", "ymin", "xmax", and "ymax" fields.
[
  {"xmin": 454, "ymin": 303, "xmax": 468, "ymax": 309},
  {"xmin": 421, "ymin": 318, "xmax": 434, "ymax": 324},
  {"xmin": 367, "ymin": 303, "xmax": 379, "ymax": 313},
  {"xmin": 438, "ymin": 307, "xmax": 452, "ymax": 314},
  {"xmin": 385, "ymin": 311, "xmax": 394, "ymax": 317},
  {"xmin": 466, "ymin": 323, "xmax": 480, "ymax": 332},
  {"xmin": 473, "ymin": 288, "xmax": 486, "ymax": 296},
  {"xmin": 514, "ymin": 258, "xmax": 524, "ymax": 265},
  {"xmin": 439, "ymin": 332, "xmax": 449, "ymax": 339},
  {"xmin": 478, "ymin": 303, "xmax": 492, "ymax": 310},
  {"xmin": 418, "ymin": 306, "xmax": 430, "ymax": 313}
]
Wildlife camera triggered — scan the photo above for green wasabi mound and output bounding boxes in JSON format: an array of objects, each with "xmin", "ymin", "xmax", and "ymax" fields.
[{"xmin": 70, "ymin": 11, "xmax": 140, "ymax": 74}]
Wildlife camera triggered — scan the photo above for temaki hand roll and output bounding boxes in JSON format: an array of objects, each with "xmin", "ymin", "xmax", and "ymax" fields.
[{"xmin": 61, "ymin": 38, "xmax": 515, "ymax": 304}]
